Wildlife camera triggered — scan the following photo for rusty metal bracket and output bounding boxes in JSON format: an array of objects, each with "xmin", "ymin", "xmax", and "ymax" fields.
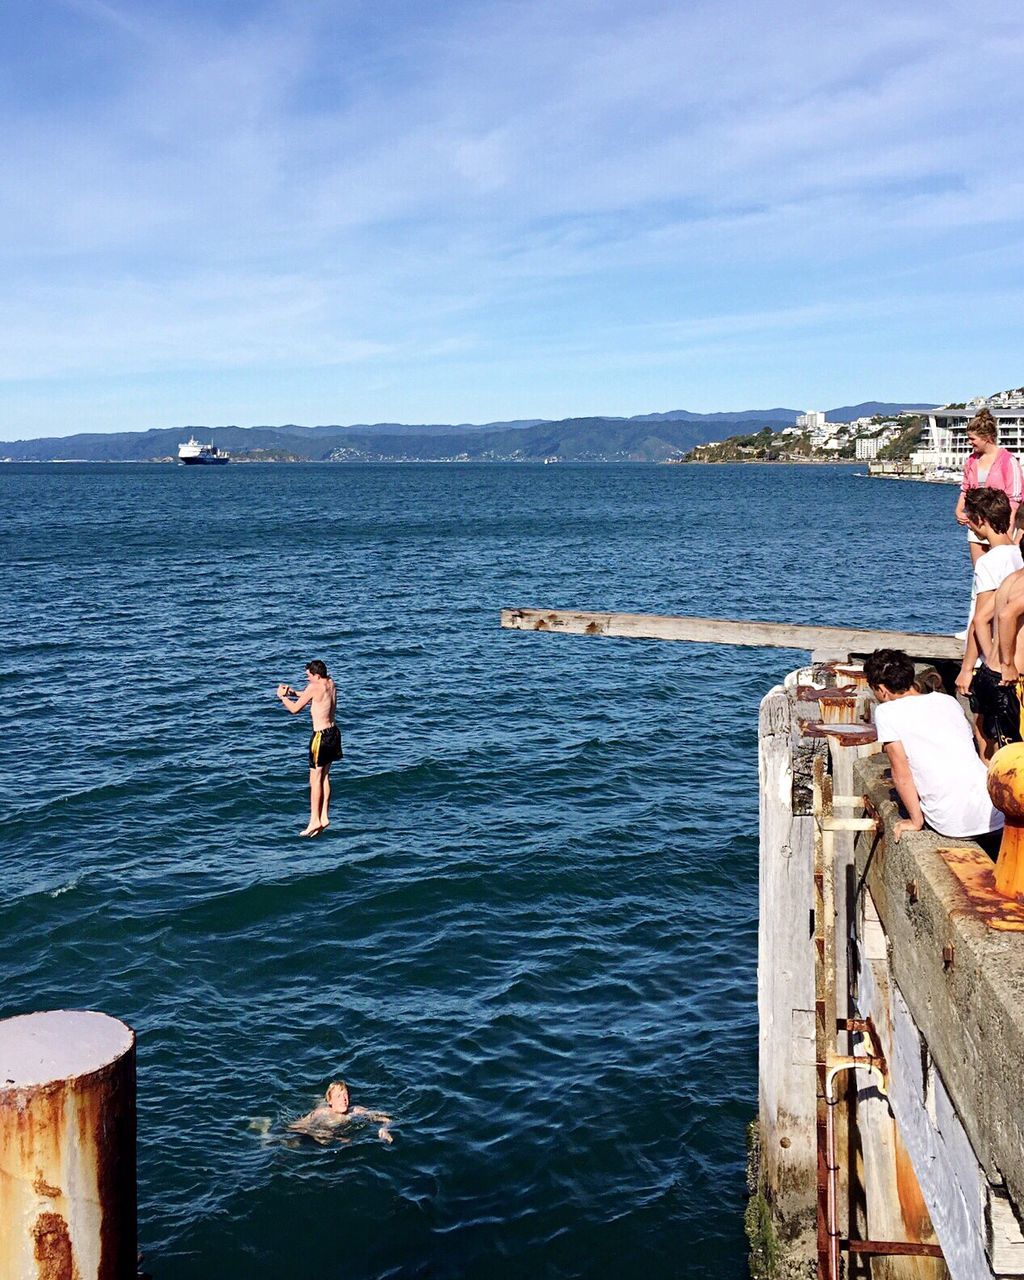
[{"xmin": 843, "ymin": 1239, "xmax": 945, "ymax": 1258}]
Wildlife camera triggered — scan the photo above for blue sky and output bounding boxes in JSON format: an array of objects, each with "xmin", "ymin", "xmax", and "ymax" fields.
[{"xmin": 2, "ymin": 0, "xmax": 1023, "ymax": 438}]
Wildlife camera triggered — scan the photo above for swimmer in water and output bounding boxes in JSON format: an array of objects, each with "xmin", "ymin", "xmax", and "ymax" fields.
[
  {"xmin": 288, "ymin": 1081, "xmax": 393, "ymax": 1145},
  {"xmin": 276, "ymin": 660, "xmax": 342, "ymax": 837}
]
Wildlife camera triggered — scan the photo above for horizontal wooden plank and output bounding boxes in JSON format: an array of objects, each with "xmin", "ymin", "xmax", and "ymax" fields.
[{"xmin": 499, "ymin": 608, "xmax": 964, "ymax": 661}]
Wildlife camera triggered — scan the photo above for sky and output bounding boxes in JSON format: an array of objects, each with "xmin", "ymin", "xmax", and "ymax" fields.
[{"xmin": 2, "ymin": 0, "xmax": 1023, "ymax": 439}]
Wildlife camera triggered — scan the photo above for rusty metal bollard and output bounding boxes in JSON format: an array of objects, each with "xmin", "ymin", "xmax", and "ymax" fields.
[
  {"xmin": 0, "ymin": 1010, "xmax": 136, "ymax": 1280},
  {"xmin": 987, "ymin": 743, "xmax": 1024, "ymax": 899}
]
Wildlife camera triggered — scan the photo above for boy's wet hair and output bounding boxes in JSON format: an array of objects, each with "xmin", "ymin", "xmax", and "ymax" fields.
[
  {"xmin": 968, "ymin": 408, "xmax": 998, "ymax": 442},
  {"xmin": 864, "ymin": 648, "xmax": 915, "ymax": 694},
  {"xmin": 965, "ymin": 487, "xmax": 1012, "ymax": 534},
  {"xmin": 306, "ymin": 660, "xmax": 329, "ymax": 678}
]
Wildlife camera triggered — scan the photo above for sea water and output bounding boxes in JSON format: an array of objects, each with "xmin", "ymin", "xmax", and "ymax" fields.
[{"xmin": 0, "ymin": 462, "xmax": 968, "ymax": 1278}]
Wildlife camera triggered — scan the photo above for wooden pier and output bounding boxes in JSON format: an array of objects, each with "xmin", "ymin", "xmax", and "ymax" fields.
[
  {"xmin": 500, "ymin": 608, "xmax": 964, "ymax": 662},
  {"xmin": 505, "ymin": 605, "xmax": 1024, "ymax": 1277}
]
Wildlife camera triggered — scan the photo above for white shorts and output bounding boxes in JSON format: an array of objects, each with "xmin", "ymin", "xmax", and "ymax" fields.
[{"xmin": 967, "ymin": 529, "xmax": 989, "ymax": 545}]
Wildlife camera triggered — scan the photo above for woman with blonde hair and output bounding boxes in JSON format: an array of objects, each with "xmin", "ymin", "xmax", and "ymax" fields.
[{"xmin": 955, "ymin": 408, "xmax": 1023, "ymax": 564}]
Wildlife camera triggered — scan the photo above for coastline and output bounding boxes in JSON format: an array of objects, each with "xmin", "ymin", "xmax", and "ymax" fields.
[
  {"xmin": 668, "ymin": 456, "xmax": 858, "ymax": 466},
  {"xmin": 2, "ymin": 456, "xmax": 864, "ymax": 467}
]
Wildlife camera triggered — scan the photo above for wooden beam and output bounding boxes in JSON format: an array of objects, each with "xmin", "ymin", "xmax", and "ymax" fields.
[{"xmin": 500, "ymin": 608, "xmax": 964, "ymax": 661}]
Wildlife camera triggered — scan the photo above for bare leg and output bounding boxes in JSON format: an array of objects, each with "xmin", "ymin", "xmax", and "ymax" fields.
[
  {"xmin": 301, "ymin": 768, "xmax": 324, "ymax": 836},
  {"xmin": 319, "ymin": 768, "xmax": 332, "ymax": 830},
  {"xmin": 972, "ymin": 713, "xmax": 995, "ymax": 762},
  {"xmin": 970, "ymin": 713, "xmax": 984, "ymax": 757}
]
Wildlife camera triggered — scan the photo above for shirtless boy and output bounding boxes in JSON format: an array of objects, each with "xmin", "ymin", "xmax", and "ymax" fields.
[
  {"xmin": 288, "ymin": 1080, "xmax": 393, "ymax": 1145},
  {"xmin": 999, "ymin": 569, "xmax": 1024, "ymax": 687},
  {"xmin": 955, "ymin": 490, "xmax": 1024, "ymax": 756},
  {"xmin": 276, "ymin": 660, "xmax": 342, "ymax": 837},
  {"xmin": 998, "ymin": 505, "xmax": 1024, "ymax": 690}
]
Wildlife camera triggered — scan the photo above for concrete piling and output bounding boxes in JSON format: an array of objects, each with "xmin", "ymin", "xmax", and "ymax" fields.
[
  {"xmin": 0, "ymin": 1010, "xmax": 136, "ymax": 1280},
  {"xmin": 987, "ymin": 742, "xmax": 1024, "ymax": 899}
]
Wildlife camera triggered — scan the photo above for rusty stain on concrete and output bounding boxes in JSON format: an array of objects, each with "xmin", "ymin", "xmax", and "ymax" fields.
[
  {"xmin": 936, "ymin": 845, "xmax": 1024, "ymax": 930},
  {"xmin": 33, "ymin": 1171, "xmax": 62, "ymax": 1198},
  {"xmin": 81, "ymin": 1052, "xmax": 138, "ymax": 1280},
  {"xmin": 891, "ymin": 1137, "xmax": 947, "ymax": 1278},
  {"xmin": 894, "ymin": 1136, "xmax": 931, "ymax": 1240},
  {"xmin": 32, "ymin": 1212, "xmax": 76, "ymax": 1280}
]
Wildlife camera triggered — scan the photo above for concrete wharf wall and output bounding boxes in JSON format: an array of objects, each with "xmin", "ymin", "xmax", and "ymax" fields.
[{"xmin": 758, "ymin": 668, "xmax": 1024, "ymax": 1279}]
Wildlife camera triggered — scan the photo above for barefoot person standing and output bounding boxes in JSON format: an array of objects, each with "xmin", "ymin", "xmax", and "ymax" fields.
[{"xmin": 276, "ymin": 660, "xmax": 342, "ymax": 837}]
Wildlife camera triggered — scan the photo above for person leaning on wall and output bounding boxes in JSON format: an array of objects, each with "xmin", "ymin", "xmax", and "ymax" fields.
[{"xmin": 954, "ymin": 408, "xmax": 1024, "ymax": 566}]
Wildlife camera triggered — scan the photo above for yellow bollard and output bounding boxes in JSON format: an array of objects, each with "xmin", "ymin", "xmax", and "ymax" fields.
[
  {"xmin": 0, "ymin": 1010, "xmax": 136, "ymax": 1280},
  {"xmin": 987, "ymin": 743, "xmax": 1024, "ymax": 899}
]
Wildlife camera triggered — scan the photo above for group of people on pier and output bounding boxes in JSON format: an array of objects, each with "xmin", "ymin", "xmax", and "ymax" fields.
[{"xmin": 866, "ymin": 408, "xmax": 1024, "ymax": 850}]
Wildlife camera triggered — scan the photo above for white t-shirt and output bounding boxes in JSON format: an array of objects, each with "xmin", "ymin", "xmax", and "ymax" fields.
[
  {"xmin": 968, "ymin": 542, "xmax": 1024, "ymax": 635},
  {"xmin": 873, "ymin": 692, "xmax": 1003, "ymax": 838}
]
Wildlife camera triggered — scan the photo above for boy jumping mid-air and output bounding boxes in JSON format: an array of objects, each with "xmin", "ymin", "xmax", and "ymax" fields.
[{"xmin": 276, "ymin": 660, "xmax": 342, "ymax": 837}]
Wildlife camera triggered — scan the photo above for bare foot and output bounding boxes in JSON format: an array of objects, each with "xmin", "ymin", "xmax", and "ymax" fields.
[
  {"xmin": 299, "ymin": 824, "xmax": 322, "ymax": 838},
  {"xmin": 319, "ymin": 819, "xmax": 331, "ymax": 833}
]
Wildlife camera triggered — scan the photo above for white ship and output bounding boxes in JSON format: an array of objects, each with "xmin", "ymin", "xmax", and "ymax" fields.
[{"xmin": 177, "ymin": 437, "xmax": 230, "ymax": 465}]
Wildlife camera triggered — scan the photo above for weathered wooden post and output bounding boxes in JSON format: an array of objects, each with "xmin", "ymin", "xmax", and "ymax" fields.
[
  {"xmin": 756, "ymin": 683, "xmax": 818, "ymax": 1257},
  {"xmin": 0, "ymin": 1010, "xmax": 137, "ymax": 1280}
]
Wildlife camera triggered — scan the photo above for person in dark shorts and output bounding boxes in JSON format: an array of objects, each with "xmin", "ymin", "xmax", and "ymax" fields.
[
  {"xmin": 955, "ymin": 489, "xmax": 1024, "ymax": 756},
  {"xmin": 969, "ymin": 663, "xmax": 1022, "ymax": 753},
  {"xmin": 276, "ymin": 660, "xmax": 341, "ymax": 837},
  {"xmin": 309, "ymin": 724, "xmax": 343, "ymax": 770}
]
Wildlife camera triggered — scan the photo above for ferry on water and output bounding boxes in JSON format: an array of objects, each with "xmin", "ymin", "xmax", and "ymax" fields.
[{"xmin": 178, "ymin": 437, "xmax": 230, "ymax": 465}]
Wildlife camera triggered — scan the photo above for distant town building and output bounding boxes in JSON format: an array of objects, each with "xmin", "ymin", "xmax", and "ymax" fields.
[
  {"xmin": 854, "ymin": 425, "xmax": 901, "ymax": 460},
  {"xmin": 796, "ymin": 410, "xmax": 826, "ymax": 431},
  {"xmin": 917, "ymin": 388, "xmax": 1024, "ymax": 472}
]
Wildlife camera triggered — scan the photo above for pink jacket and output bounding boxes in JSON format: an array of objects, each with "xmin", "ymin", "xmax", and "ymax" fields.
[{"xmin": 961, "ymin": 448, "xmax": 1023, "ymax": 506}]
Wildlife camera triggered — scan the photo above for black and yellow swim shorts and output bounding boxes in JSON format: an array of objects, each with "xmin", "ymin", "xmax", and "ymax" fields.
[{"xmin": 308, "ymin": 724, "xmax": 343, "ymax": 769}]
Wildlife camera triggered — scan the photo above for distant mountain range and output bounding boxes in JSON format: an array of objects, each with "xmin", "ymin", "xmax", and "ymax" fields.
[
  {"xmin": 824, "ymin": 402, "xmax": 937, "ymax": 422},
  {"xmin": 0, "ymin": 403, "xmax": 938, "ymax": 463}
]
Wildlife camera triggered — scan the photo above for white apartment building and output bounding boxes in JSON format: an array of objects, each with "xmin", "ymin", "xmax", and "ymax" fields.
[
  {"xmin": 796, "ymin": 410, "xmax": 826, "ymax": 431},
  {"xmin": 917, "ymin": 390, "xmax": 1024, "ymax": 471},
  {"xmin": 854, "ymin": 424, "xmax": 901, "ymax": 460}
]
